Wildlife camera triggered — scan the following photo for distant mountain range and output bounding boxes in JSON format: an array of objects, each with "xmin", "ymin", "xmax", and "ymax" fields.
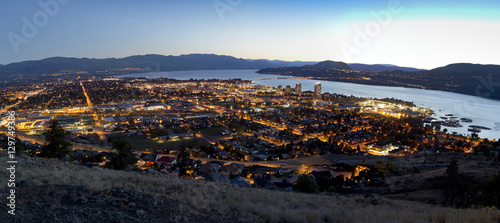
[
  {"xmin": 256, "ymin": 60, "xmax": 354, "ymax": 76},
  {"xmin": 246, "ymin": 59, "xmax": 317, "ymax": 67},
  {"xmin": 0, "ymin": 54, "xmax": 428, "ymax": 80},
  {"xmin": 250, "ymin": 60, "xmax": 425, "ymax": 72},
  {"xmin": 312, "ymin": 61, "xmax": 352, "ymax": 70},
  {"xmin": 0, "ymin": 54, "xmax": 276, "ymax": 79},
  {"xmin": 431, "ymin": 63, "xmax": 500, "ymax": 75},
  {"xmin": 257, "ymin": 61, "xmax": 500, "ymax": 100},
  {"xmin": 348, "ymin": 63, "xmax": 426, "ymax": 72},
  {"xmin": 0, "ymin": 54, "xmax": 322, "ymax": 80}
]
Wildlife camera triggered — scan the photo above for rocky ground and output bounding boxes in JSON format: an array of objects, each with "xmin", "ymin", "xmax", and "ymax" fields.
[
  {"xmin": 2, "ymin": 154, "xmax": 500, "ymax": 223},
  {"xmin": 1, "ymin": 182, "xmax": 242, "ymax": 223}
]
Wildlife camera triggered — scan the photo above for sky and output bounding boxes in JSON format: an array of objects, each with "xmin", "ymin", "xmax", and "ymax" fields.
[{"xmin": 1, "ymin": 0, "xmax": 500, "ymax": 69}]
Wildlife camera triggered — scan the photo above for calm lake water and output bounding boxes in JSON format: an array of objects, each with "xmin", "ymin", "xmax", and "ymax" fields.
[{"xmin": 118, "ymin": 70, "xmax": 500, "ymax": 140}]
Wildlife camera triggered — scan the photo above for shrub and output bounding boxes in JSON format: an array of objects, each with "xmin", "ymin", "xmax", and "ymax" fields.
[
  {"xmin": 39, "ymin": 120, "xmax": 71, "ymax": 158},
  {"xmin": 294, "ymin": 174, "xmax": 319, "ymax": 193},
  {"xmin": 106, "ymin": 135, "xmax": 138, "ymax": 170}
]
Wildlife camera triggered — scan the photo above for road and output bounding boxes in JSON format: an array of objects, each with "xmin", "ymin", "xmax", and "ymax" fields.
[
  {"xmin": 80, "ymin": 81, "xmax": 95, "ymax": 109},
  {"xmin": 0, "ymin": 128, "xmax": 112, "ymax": 153}
]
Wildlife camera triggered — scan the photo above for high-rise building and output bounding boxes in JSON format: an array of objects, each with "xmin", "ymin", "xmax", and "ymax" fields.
[
  {"xmin": 276, "ymin": 85, "xmax": 283, "ymax": 94},
  {"xmin": 284, "ymin": 85, "xmax": 292, "ymax": 94},
  {"xmin": 314, "ymin": 82, "xmax": 321, "ymax": 97},
  {"xmin": 295, "ymin": 83, "xmax": 302, "ymax": 95}
]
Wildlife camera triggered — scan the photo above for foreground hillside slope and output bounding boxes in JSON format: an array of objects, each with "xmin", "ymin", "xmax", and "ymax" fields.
[{"xmin": 1, "ymin": 155, "xmax": 499, "ymax": 223}]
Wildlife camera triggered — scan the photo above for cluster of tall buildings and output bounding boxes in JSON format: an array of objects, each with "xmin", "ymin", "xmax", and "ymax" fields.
[{"xmin": 275, "ymin": 82, "xmax": 321, "ymax": 97}]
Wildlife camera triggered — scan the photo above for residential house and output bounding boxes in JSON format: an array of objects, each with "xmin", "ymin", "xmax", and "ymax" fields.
[
  {"xmin": 220, "ymin": 163, "xmax": 245, "ymax": 177},
  {"xmin": 253, "ymin": 166, "xmax": 282, "ymax": 177},
  {"xmin": 156, "ymin": 156, "xmax": 177, "ymax": 169},
  {"xmin": 274, "ymin": 179, "xmax": 294, "ymax": 191},
  {"xmin": 138, "ymin": 153, "xmax": 159, "ymax": 166},
  {"xmin": 202, "ymin": 172, "xmax": 228, "ymax": 183},
  {"xmin": 198, "ymin": 163, "xmax": 220, "ymax": 175},
  {"xmin": 253, "ymin": 176, "xmax": 277, "ymax": 190},
  {"xmin": 229, "ymin": 176, "xmax": 251, "ymax": 188}
]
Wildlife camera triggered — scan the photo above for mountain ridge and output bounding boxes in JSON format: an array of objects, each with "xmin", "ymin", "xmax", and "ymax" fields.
[
  {"xmin": 0, "ymin": 54, "xmax": 276, "ymax": 79},
  {"xmin": 348, "ymin": 63, "xmax": 426, "ymax": 72},
  {"xmin": 0, "ymin": 54, "xmax": 431, "ymax": 79},
  {"xmin": 432, "ymin": 63, "xmax": 500, "ymax": 73},
  {"xmin": 247, "ymin": 59, "xmax": 318, "ymax": 67},
  {"xmin": 309, "ymin": 60, "xmax": 352, "ymax": 70},
  {"xmin": 257, "ymin": 61, "xmax": 500, "ymax": 100}
]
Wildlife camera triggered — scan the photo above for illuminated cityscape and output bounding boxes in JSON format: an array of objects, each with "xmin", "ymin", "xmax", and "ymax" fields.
[{"xmin": 1, "ymin": 0, "xmax": 500, "ymax": 222}]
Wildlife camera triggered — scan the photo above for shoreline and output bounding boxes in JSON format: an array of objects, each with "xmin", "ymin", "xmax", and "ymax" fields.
[
  {"xmin": 116, "ymin": 70, "xmax": 500, "ymax": 103},
  {"xmin": 255, "ymin": 73, "xmax": 500, "ymax": 103},
  {"xmin": 113, "ymin": 70, "xmax": 499, "ymax": 140}
]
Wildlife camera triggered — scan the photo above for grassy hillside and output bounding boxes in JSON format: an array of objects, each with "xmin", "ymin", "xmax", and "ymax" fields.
[{"xmin": 2, "ymin": 154, "xmax": 499, "ymax": 222}]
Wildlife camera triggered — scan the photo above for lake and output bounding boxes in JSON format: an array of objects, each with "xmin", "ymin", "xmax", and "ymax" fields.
[{"xmin": 117, "ymin": 70, "xmax": 500, "ymax": 140}]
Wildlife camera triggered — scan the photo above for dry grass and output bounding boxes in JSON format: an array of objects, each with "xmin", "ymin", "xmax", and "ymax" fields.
[{"xmin": 2, "ymin": 155, "xmax": 500, "ymax": 223}]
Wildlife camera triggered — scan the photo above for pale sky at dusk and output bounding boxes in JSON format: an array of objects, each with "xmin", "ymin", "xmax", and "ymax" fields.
[{"xmin": 1, "ymin": 0, "xmax": 499, "ymax": 69}]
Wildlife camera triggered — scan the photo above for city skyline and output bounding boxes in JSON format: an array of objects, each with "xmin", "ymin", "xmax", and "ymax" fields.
[{"xmin": 1, "ymin": 0, "xmax": 500, "ymax": 69}]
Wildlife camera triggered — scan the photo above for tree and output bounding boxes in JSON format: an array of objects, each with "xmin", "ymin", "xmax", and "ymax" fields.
[
  {"xmin": 375, "ymin": 161, "xmax": 384, "ymax": 172},
  {"xmin": 128, "ymin": 119, "xmax": 136, "ymax": 128},
  {"xmin": 242, "ymin": 166, "xmax": 252, "ymax": 178},
  {"xmin": 177, "ymin": 147, "xmax": 192, "ymax": 177},
  {"xmin": 385, "ymin": 163, "xmax": 394, "ymax": 172},
  {"xmin": 316, "ymin": 175, "xmax": 331, "ymax": 192},
  {"xmin": 482, "ymin": 171, "xmax": 500, "ymax": 207},
  {"xmin": 294, "ymin": 174, "xmax": 319, "ymax": 193},
  {"xmin": 443, "ymin": 160, "xmax": 460, "ymax": 207},
  {"xmin": 40, "ymin": 120, "xmax": 71, "ymax": 158},
  {"xmin": 106, "ymin": 135, "xmax": 138, "ymax": 170},
  {"xmin": 15, "ymin": 137, "xmax": 25, "ymax": 156}
]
